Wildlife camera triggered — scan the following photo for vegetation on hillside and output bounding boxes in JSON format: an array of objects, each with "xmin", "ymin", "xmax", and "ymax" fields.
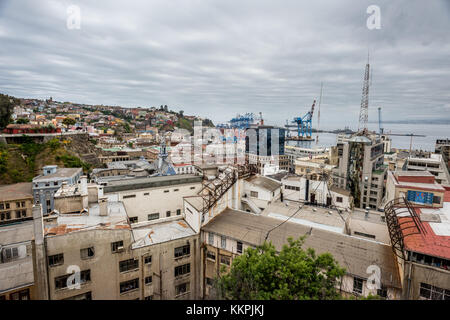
[
  {"xmin": 0, "ymin": 137, "xmax": 90, "ymax": 184},
  {"xmin": 0, "ymin": 93, "xmax": 17, "ymax": 129}
]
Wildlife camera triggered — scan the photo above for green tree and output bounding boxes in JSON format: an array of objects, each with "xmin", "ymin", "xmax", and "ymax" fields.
[
  {"xmin": 62, "ymin": 117, "xmax": 76, "ymax": 127},
  {"xmin": 16, "ymin": 118, "xmax": 30, "ymax": 124},
  {"xmin": 215, "ymin": 237, "xmax": 345, "ymax": 300},
  {"xmin": 0, "ymin": 93, "xmax": 15, "ymax": 129}
]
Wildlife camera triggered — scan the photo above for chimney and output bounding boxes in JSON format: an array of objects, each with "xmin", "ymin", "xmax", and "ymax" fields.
[
  {"xmin": 99, "ymin": 197, "xmax": 108, "ymax": 216},
  {"xmin": 31, "ymin": 204, "xmax": 49, "ymax": 300}
]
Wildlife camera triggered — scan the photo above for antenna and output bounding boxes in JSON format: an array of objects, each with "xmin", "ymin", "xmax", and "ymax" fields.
[
  {"xmin": 316, "ymin": 82, "xmax": 323, "ymax": 144},
  {"xmin": 358, "ymin": 56, "xmax": 370, "ymax": 133}
]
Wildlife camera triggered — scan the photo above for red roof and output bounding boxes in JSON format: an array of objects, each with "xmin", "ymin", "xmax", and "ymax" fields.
[{"xmin": 399, "ymin": 190, "xmax": 450, "ymax": 260}]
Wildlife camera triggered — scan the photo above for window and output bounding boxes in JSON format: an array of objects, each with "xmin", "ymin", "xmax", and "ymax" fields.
[
  {"xmin": 208, "ymin": 233, "xmax": 214, "ymax": 245},
  {"xmin": 80, "ymin": 247, "xmax": 95, "ymax": 260},
  {"xmin": 206, "ymin": 277, "xmax": 214, "ymax": 286},
  {"xmin": 48, "ymin": 253, "xmax": 64, "ymax": 266},
  {"xmin": 174, "ymin": 263, "xmax": 190, "ymax": 277},
  {"xmin": 433, "ymin": 196, "xmax": 441, "ymax": 204},
  {"xmin": 419, "ymin": 283, "xmax": 450, "ymax": 300},
  {"xmin": 55, "ymin": 270, "xmax": 91, "ymax": 289},
  {"xmin": 16, "ymin": 202, "xmax": 21, "ymax": 208},
  {"xmin": 144, "ymin": 255, "xmax": 152, "ymax": 264},
  {"xmin": 120, "ymin": 278, "xmax": 139, "ymax": 294},
  {"xmin": 164, "ymin": 190, "xmax": 169, "ymax": 193},
  {"xmin": 111, "ymin": 240, "xmax": 124, "ymax": 253},
  {"xmin": 221, "ymin": 236, "xmax": 226, "ymax": 249},
  {"xmin": 175, "ymin": 282, "xmax": 189, "ymax": 296},
  {"xmin": 145, "ymin": 276, "xmax": 152, "ymax": 285},
  {"xmin": 119, "ymin": 258, "xmax": 139, "ymax": 272},
  {"xmin": 174, "ymin": 244, "xmax": 190, "ymax": 258},
  {"xmin": 377, "ymin": 286, "xmax": 388, "ymax": 298},
  {"xmin": 64, "ymin": 292, "xmax": 92, "ymax": 300},
  {"xmin": 0, "ymin": 203, "xmax": 3, "ymax": 210},
  {"xmin": 148, "ymin": 213, "xmax": 159, "ymax": 221},
  {"xmin": 9, "ymin": 289, "xmax": 30, "ymax": 300},
  {"xmin": 354, "ymin": 231, "xmax": 376, "ymax": 239},
  {"xmin": 250, "ymin": 191, "xmax": 258, "ymax": 197},
  {"xmin": 176, "ymin": 209, "xmax": 181, "ymax": 216},
  {"xmin": 353, "ymin": 277, "xmax": 363, "ymax": 294},
  {"xmin": 174, "ymin": 189, "xmax": 179, "ymax": 192},
  {"xmin": 129, "ymin": 216, "xmax": 138, "ymax": 223},
  {"xmin": 145, "ymin": 295, "xmax": 153, "ymax": 300},
  {"xmin": 237, "ymin": 241, "xmax": 243, "ymax": 254},
  {"xmin": 2, "ymin": 247, "xmax": 19, "ymax": 262},
  {"xmin": 144, "ymin": 192, "xmax": 149, "ymax": 196},
  {"xmin": 336, "ymin": 197, "xmax": 343, "ymax": 203},
  {"xmin": 190, "ymin": 186, "xmax": 195, "ymax": 190},
  {"xmin": 5, "ymin": 203, "xmax": 10, "ymax": 209},
  {"xmin": 54, "ymin": 182, "xmax": 58, "ymax": 186},
  {"xmin": 166, "ymin": 211, "xmax": 171, "ymax": 217},
  {"xmin": 220, "ymin": 255, "xmax": 231, "ymax": 266},
  {"xmin": 123, "ymin": 194, "xmax": 136, "ymax": 199},
  {"xmin": 206, "ymin": 251, "xmax": 216, "ymax": 261}
]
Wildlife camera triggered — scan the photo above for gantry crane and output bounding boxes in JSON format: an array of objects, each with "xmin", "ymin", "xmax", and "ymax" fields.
[{"xmin": 290, "ymin": 99, "xmax": 316, "ymax": 139}]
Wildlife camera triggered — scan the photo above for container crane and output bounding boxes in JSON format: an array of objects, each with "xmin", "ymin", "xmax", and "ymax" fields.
[{"xmin": 291, "ymin": 99, "xmax": 316, "ymax": 139}]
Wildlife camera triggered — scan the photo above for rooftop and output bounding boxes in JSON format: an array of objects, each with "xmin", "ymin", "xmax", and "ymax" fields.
[
  {"xmin": 103, "ymin": 174, "xmax": 202, "ymax": 193},
  {"xmin": 33, "ymin": 167, "xmax": 82, "ymax": 182},
  {"xmin": 245, "ymin": 175, "xmax": 281, "ymax": 192},
  {"xmin": 203, "ymin": 208, "xmax": 401, "ymax": 288},
  {"xmin": 0, "ymin": 182, "xmax": 33, "ymax": 202},
  {"xmin": 131, "ymin": 219, "xmax": 196, "ymax": 249},
  {"xmin": 261, "ymin": 200, "xmax": 349, "ymax": 234},
  {"xmin": 45, "ymin": 201, "xmax": 129, "ymax": 236}
]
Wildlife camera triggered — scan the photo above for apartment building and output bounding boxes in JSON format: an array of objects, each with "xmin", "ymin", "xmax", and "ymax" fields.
[
  {"xmin": 435, "ymin": 138, "xmax": 450, "ymax": 172},
  {"xmin": 33, "ymin": 183, "xmax": 201, "ymax": 300},
  {"xmin": 332, "ymin": 134, "xmax": 387, "ymax": 210},
  {"xmin": 0, "ymin": 221, "xmax": 35, "ymax": 300},
  {"xmin": 102, "ymin": 174, "xmax": 203, "ymax": 224},
  {"xmin": 405, "ymin": 153, "xmax": 450, "ymax": 185},
  {"xmin": 0, "ymin": 182, "xmax": 34, "ymax": 225},
  {"xmin": 384, "ymin": 187, "xmax": 450, "ymax": 300},
  {"xmin": 32, "ymin": 165, "xmax": 83, "ymax": 214},
  {"xmin": 200, "ymin": 208, "xmax": 402, "ymax": 299},
  {"xmin": 285, "ymin": 145, "xmax": 328, "ymax": 173}
]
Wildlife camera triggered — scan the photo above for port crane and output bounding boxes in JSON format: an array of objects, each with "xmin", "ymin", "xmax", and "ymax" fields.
[{"xmin": 285, "ymin": 99, "xmax": 316, "ymax": 140}]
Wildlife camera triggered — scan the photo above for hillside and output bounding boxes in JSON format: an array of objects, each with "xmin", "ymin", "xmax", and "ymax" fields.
[{"xmin": 0, "ymin": 136, "xmax": 96, "ymax": 184}]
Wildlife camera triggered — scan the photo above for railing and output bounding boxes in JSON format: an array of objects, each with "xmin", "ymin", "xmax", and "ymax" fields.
[{"xmin": 384, "ymin": 197, "xmax": 427, "ymax": 260}]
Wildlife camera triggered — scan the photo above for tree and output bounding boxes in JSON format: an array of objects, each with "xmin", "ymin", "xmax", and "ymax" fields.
[
  {"xmin": 0, "ymin": 93, "xmax": 15, "ymax": 129},
  {"xmin": 179, "ymin": 110, "xmax": 184, "ymax": 118},
  {"xmin": 62, "ymin": 117, "xmax": 76, "ymax": 127},
  {"xmin": 215, "ymin": 237, "xmax": 345, "ymax": 300},
  {"xmin": 16, "ymin": 118, "xmax": 30, "ymax": 124}
]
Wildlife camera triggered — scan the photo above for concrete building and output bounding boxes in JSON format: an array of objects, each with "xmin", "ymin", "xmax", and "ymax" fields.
[
  {"xmin": 32, "ymin": 185, "xmax": 201, "ymax": 300},
  {"xmin": 386, "ymin": 171, "xmax": 445, "ymax": 208},
  {"xmin": 405, "ymin": 153, "xmax": 450, "ymax": 185},
  {"xmin": 200, "ymin": 208, "xmax": 402, "ymax": 299},
  {"xmin": 284, "ymin": 145, "xmax": 329, "ymax": 173},
  {"xmin": 295, "ymin": 156, "xmax": 336, "ymax": 178},
  {"xmin": 332, "ymin": 134, "xmax": 387, "ymax": 211},
  {"xmin": 241, "ymin": 176, "xmax": 281, "ymax": 214},
  {"xmin": 102, "ymin": 174, "xmax": 203, "ymax": 225},
  {"xmin": 435, "ymin": 138, "xmax": 450, "ymax": 172},
  {"xmin": 0, "ymin": 182, "xmax": 34, "ymax": 225},
  {"xmin": 32, "ymin": 165, "xmax": 82, "ymax": 214},
  {"xmin": 384, "ymin": 188, "xmax": 450, "ymax": 299},
  {"xmin": 0, "ymin": 221, "xmax": 35, "ymax": 300},
  {"xmin": 281, "ymin": 174, "xmax": 352, "ymax": 210}
]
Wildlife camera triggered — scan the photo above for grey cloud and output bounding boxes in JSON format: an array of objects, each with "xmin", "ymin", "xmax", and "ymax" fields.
[{"xmin": 0, "ymin": 0, "xmax": 449, "ymax": 130}]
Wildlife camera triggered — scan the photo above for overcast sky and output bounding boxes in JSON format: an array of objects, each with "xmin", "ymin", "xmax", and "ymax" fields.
[{"xmin": 0, "ymin": 0, "xmax": 449, "ymax": 129}]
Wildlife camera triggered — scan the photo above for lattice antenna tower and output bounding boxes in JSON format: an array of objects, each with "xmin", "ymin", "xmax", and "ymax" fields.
[{"xmin": 358, "ymin": 54, "xmax": 370, "ymax": 133}]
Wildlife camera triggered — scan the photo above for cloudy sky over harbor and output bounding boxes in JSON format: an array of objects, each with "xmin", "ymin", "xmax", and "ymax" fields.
[{"xmin": 0, "ymin": 0, "xmax": 449, "ymax": 129}]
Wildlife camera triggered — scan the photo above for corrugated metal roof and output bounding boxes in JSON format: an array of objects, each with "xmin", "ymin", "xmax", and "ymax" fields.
[{"xmin": 203, "ymin": 209, "xmax": 402, "ymax": 288}]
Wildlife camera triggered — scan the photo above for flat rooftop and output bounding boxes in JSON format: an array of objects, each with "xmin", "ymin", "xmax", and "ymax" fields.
[
  {"xmin": 45, "ymin": 201, "xmax": 129, "ymax": 236},
  {"xmin": 33, "ymin": 168, "xmax": 82, "ymax": 182},
  {"xmin": 131, "ymin": 219, "xmax": 196, "ymax": 249},
  {"xmin": 0, "ymin": 182, "xmax": 33, "ymax": 201},
  {"xmin": 103, "ymin": 174, "xmax": 202, "ymax": 193},
  {"xmin": 261, "ymin": 200, "xmax": 349, "ymax": 234},
  {"xmin": 203, "ymin": 208, "xmax": 401, "ymax": 289},
  {"xmin": 245, "ymin": 175, "xmax": 281, "ymax": 192}
]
